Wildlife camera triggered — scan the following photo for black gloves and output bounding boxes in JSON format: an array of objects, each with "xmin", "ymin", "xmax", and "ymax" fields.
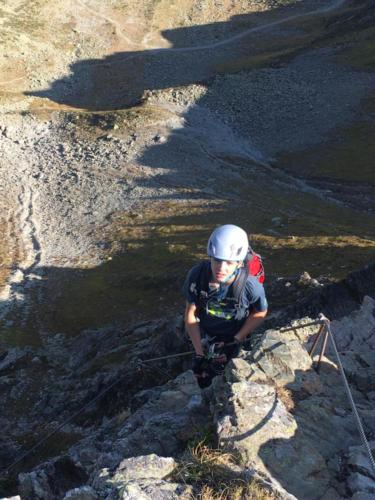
[
  {"xmin": 192, "ymin": 354, "xmax": 212, "ymax": 388},
  {"xmin": 192, "ymin": 354, "xmax": 207, "ymax": 375}
]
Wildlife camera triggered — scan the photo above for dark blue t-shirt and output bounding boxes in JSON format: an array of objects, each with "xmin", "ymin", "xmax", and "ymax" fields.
[{"xmin": 182, "ymin": 261, "xmax": 268, "ymax": 339}]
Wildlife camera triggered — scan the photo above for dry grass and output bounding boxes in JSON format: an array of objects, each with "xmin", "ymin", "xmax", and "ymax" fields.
[
  {"xmin": 198, "ymin": 482, "xmax": 275, "ymax": 500},
  {"xmin": 275, "ymin": 385, "xmax": 295, "ymax": 412},
  {"xmin": 174, "ymin": 440, "xmax": 275, "ymax": 500}
]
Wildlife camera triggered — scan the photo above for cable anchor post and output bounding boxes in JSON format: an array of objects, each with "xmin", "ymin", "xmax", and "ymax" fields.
[{"xmin": 309, "ymin": 313, "xmax": 330, "ymax": 373}]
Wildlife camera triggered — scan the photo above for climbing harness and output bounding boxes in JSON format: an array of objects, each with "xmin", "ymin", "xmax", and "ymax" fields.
[
  {"xmin": 206, "ymin": 342, "xmax": 228, "ymax": 364},
  {"xmin": 282, "ymin": 313, "xmax": 375, "ymax": 476}
]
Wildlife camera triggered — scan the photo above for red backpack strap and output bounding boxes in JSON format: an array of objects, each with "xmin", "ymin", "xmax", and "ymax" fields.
[{"xmin": 247, "ymin": 248, "xmax": 265, "ymax": 283}]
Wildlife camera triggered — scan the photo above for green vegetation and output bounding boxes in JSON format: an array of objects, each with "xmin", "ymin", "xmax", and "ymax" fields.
[
  {"xmin": 37, "ymin": 180, "xmax": 375, "ymax": 337},
  {"xmin": 173, "ymin": 437, "xmax": 275, "ymax": 499},
  {"xmin": 334, "ymin": 25, "xmax": 375, "ymax": 70},
  {"xmin": 37, "ymin": 199, "xmax": 214, "ymax": 335},
  {"xmin": 0, "ymin": 326, "xmax": 42, "ymax": 348},
  {"xmin": 277, "ymin": 99, "xmax": 375, "ymax": 185}
]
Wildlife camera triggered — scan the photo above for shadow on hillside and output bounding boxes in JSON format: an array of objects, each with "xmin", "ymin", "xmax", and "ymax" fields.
[
  {"xmin": 27, "ymin": 2, "xmax": 318, "ymax": 111},
  {"xmin": 26, "ymin": 0, "xmax": 375, "ymax": 217},
  {"xmin": 1, "ymin": 227, "xmax": 374, "ymax": 342}
]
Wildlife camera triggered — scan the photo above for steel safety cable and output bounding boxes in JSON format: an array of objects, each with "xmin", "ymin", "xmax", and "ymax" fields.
[
  {"xmin": 2, "ymin": 340, "xmax": 255, "ymax": 478},
  {"xmin": 1, "ymin": 374, "xmax": 125, "ymax": 478},
  {"xmin": 325, "ymin": 320, "xmax": 375, "ymax": 476},
  {"xmin": 1, "ymin": 349, "xmax": 196, "ymax": 478}
]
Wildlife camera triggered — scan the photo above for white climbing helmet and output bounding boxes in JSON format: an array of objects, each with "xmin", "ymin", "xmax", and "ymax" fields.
[{"xmin": 207, "ymin": 224, "xmax": 249, "ymax": 261}]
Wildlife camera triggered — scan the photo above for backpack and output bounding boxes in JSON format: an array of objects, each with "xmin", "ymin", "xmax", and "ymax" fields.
[
  {"xmin": 247, "ymin": 248, "xmax": 265, "ymax": 284},
  {"xmin": 194, "ymin": 248, "xmax": 265, "ymax": 319}
]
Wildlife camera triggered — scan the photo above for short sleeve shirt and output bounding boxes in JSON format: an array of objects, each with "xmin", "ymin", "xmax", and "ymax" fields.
[{"xmin": 182, "ymin": 261, "xmax": 268, "ymax": 339}]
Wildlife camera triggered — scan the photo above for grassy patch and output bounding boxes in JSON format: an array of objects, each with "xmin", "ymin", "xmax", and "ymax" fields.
[
  {"xmin": 0, "ymin": 214, "xmax": 27, "ymax": 292},
  {"xmin": 1, "ymin": 143, "xmax": 373, "ymax": 342},
  {"xmin": 174, "ymin": 439, "xmax": 275, "ymax": 499},
  {"xmin": 277, "ymin": 118, "xmax": 375, "ymax": 185},
  {"xmin": 1, "ymin": 1, "xmax": 45, "ymax": 38},
  {"xmin": 36, "ymin": 168, "xmax": 375, "ymax": 337},
  {"xmin": 36, "ymin": 198, "xmax": 218, "ymax": 335},
  {"xmin": 212, "ymin": 0, "xmax": 352, "ymax": 76},
  {"xmin": 334, "ymin": 26, "xmax": 375, "ymax": 71},
  {"xmin": 254, "ymin": 234, "xmax": 375, "ymax": 278},
  {"xmin": 0, "ymin": 326, "xmax": 42, "ymax": 348},
  {"xmin": 275, "ymin": 385, "xmax": 295, "ymax": 412},
  {"xmin": 28, "ymin": 103, "xmax": 175, "ymax": 139}
]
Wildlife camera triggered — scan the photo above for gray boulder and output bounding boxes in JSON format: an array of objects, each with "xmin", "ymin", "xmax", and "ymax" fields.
[
  {"xmin": 331, "ymin": 295, "xmax": 375, "ymax": 351},
  {"xmin": 63, "ymin": 486, "xmax": 98, "ymax": 499},
  {"xmin": 247, "ymin": 328, "xmax": 322, "ymax": 393},
  {"xmin": 212, "ymin": 372, "xmax": 328, "ymax": 499},
  {"xmin": 18, "ymin": 457, "xmax": 88, "ymax": 500},
  {"xmin": 13, "ymin": 295, "xmax": 375, "ymax": 500},
  {"xmin": 0, "ymin": 348, "xmax": 31, "ymax": 374},
  {"xmin": 211, "ymin": 320, "xmax": 375, "ymax": 499},
  {"xmin": 346, "ymin": 442, "xmax": 375, "ymax": 495},
  {"xmin": 347, "ymin": 473, "xmax": 375, "ymax": 495},
  {"xmin": 112, "ymin": 371, "xmax": 207, "ymax": 460},
  {"xmin": 118, "ymin": 480, "xmax": 192, "ymax": 500},
  {"xmin": 112, "ymin": 454, "xmax": 177, "ymax": 483},
  {"xmin": 89, "ymin": 371, "xmax": 206, "ymax": 497}
]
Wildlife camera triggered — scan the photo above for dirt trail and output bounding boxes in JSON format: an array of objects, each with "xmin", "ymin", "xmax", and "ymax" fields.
[
  {"xmin": 0, "ymin": 0, "xmax": 347, "ymax": 97},
  {"xmin": 76, "ymin": 0, "xmax": 142, "ymax": 49},
  {"xmin": 139, "ymin": 0, "xmax": 348, "ymax": 53}
]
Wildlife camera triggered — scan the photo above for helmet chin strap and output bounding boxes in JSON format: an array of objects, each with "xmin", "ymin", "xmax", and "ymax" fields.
[{"xmin": 218, "ymin": 264, "xmax": 240, "ymax": 285}]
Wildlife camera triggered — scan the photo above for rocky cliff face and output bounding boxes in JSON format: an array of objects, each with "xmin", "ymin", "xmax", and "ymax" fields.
[
  {"xmin": 213, "ymin": 296, "xmax": 375, "ymax": 499},
  {"xmin": 0, "ymin": 268, "xmax": 374, "ymax": 499}
]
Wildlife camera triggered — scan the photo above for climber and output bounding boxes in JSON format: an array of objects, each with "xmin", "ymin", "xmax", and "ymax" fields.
[{"xmin": 183, "ymin": 224, "xmax": 268, "ymax": 387}]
